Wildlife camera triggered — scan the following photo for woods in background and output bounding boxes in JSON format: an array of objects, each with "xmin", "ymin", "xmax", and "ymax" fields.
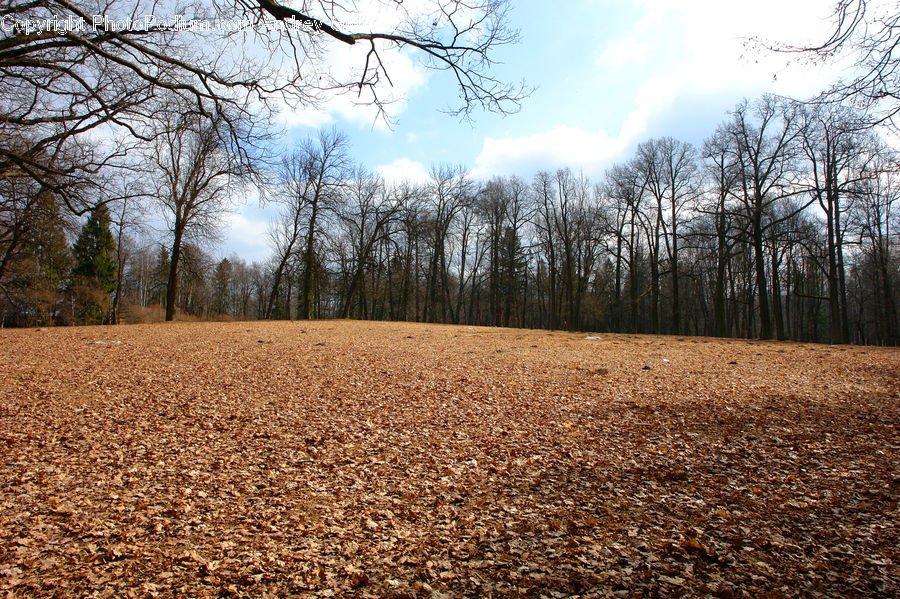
[
  {"xmin": 4, "ymin": 97, "xmax": 897, "ymax": 345},
  {"xmin": 2, "ymin": 1, "xmax": 898, "ymax": 344}
]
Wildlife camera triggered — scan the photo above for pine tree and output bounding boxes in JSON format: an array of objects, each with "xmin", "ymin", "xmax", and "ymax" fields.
[
  {"xmin": 1, "ymin": 191, "xmax": 72, "ymax": 327},
  {"xmin": 69, "ymin": 204, "xmax": 117, "ymax": 324},
  {"xmin": 213, "ymin": 258, "xmax": 233, "ymax": 316},
  {"xmin": 152, "ymin": 246, "xmax": 171, "ymax": 306}
]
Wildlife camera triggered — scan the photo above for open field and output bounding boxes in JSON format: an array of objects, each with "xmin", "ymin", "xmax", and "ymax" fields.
[{"xmin": 0, "ymin": 321, "xmax": 898, "ymax": 598}]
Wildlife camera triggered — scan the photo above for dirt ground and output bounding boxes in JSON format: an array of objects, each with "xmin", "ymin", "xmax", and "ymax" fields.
[{"xmin": 0, "ymin": 320, "xmax": 897, "ymax": 598}]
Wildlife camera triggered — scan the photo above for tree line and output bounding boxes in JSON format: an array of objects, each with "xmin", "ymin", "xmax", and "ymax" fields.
[
  {"xmin": 2, "ymin": 1, "xmax": 898, "ymax": 344},
  {"xmin": 5, "ymin": 95, "xmax": 897, "ymax": 345}
]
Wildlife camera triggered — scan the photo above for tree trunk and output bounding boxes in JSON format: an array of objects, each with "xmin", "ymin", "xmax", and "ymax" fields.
[
  {"xmin": 714, "ymin": 206, "xmax": 728, "ymax": 337},
  {"xmin": 629, "ymin": 216, "xmax": 639, "ymax": 334},
  {"xmin": 771, "ymin": 243, "xmax": 785, "ymax": 340},
  {"xmin": 301, "ymin": 198, "xmax": 320, "ymax": 320},
  {"xmin": 614, "ymin": 233, "xmax": 623, "ymax": 331},
  {"xmin": 266, "ymin": 252, "xmax": 293, "ymax": 319},
  {"xmin": 341, "ymin": 259, "xmax": 367, "ymax": 319},
  {"xmin": 834, "ymin": 199, "xmax": 851, "ymax": 344},
  {"xmin": 649, "ymin": 248, "xmax": 660, "ymax": 334},
  {"xmin": 164, "ymin": 223, "xmax": 184, "ymax": 322},
  {"xmin": 752, "ymin": 205, "xmax": 773, "ymax": 339},
  {"xmin": 878, "ymin": 250, "xmax": 900, "ymax": 345},
  {"xmin": 671, "ymin": 206, "xmax": 681, "ymax": 335}
]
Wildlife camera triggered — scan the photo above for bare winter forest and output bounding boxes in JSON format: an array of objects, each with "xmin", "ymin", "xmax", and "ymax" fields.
[
  {"xmin": 6, "ymin": 104, "xmax": 900, "ymax": 344},
  {"xmin": 1, "ymin": 1, "xmax": 899, "ymax": 344}
]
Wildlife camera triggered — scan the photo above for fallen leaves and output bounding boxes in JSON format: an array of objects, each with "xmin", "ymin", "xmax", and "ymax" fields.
[{"xmin": 0, "ymin": 321, "xmax": 898, "ymax": 597}]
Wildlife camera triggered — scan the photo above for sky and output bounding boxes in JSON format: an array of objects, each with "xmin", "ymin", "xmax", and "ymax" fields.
[{"xmin": 225, "ymin": 0, "xmax": 850, "ymax": 262}]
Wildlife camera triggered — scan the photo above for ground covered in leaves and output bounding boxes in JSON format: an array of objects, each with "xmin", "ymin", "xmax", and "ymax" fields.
[{"xmin": 1, "ymin": 321, "xmax": 898, "ymax": 598}]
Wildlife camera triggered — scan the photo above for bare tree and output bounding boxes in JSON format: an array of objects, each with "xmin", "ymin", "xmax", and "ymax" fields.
[
  {"xmin": 150, "ymin": 105, "xmax": 253, "ymax": 321},
  {"xmin": 295, "ymin": 129, "xmax": 352, "ymax": 320},
  {"xmin": 479, "ymin": 177, "xmax": 508, "ymax": 326},
  {"xmin": 796, "ymin": 103, "xmax": 871, "ymax": 342},
  {"xmin": 701, "ymin": 125, "xmax": 743, "ymax": 338},
  {"xmin": 630, "ymin": 145, "xmax": 665, "ymax": 333},
  {"xmin": 249, "ymin": 0, "xmax": 529, "ymax": 117},
  {"xmin": 502, "ymin": 175, "xmax": 533, "ymax": 327},
  {"xmin": 659, "ymin": 139, "xmax": 697, "ymax": 334},
  {"xmin": 770, "ymin": 0, "xmax": 900, "ymax": 129},
  {"xmin": 108, "ymin": 179, "xmax": 148, "ymax": 324},
  {"xmin": 601, "ymin": 163, "xmax": 648, "ymax": 333},
  {"xmin": 336, "ymin": 170, "xmax": 401, "ymax": 319},
  {"xmin": 265, "ymin": 150, "xmax": 315, "ymax": 319},
  {"xmin": 724, "ymin": 97, "xmax": 804, "ymax": 339},
  {"xmin": 851, "ymin": 146, "xmax": 900, "ymax": 344},
  {"xmin": 1, "ymin": 0, "xmax": 528, "ymax": 304},
  {"xmin": 391, "ymin": 183, "xmax": 426, "ymax": 321},
  {"xmin": 531, "ymin": 171, "xmax": 559, "ymax": 329},
  {"xmin": 632, "ymin": 138, "xmax": 697, "ymax": 333},
  {"xmin": 422, "ymin": 164, "xmax": 470, "ymax": 323}
]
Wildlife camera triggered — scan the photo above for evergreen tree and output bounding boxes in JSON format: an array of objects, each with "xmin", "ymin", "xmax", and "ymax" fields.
[
  {"xmin": 151, "ymin": 246, "xmax": 171, "ymax": 307},
  {"xmin": 0, "ymin": 191, "xmax": 71, "ymax": 327},
  {"xmin": 68, "ymin": 204, "xmax": 117, "ymax": 324},
  {"xmin": 213, "ymin": 258, "xmax": 233, "ymax": 316}
]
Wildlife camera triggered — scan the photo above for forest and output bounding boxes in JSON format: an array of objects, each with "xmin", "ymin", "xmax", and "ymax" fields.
[
  {"xmin": 1, "ymin": 1, "xmax": 899, "ymax": 345},
  {"xmin": 4, "ymin": 96, "xmax": 899, "ymax": 345}
]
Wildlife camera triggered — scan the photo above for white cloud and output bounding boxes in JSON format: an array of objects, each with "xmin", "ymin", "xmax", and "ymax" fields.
[
  {"xmin": 224, "ymin": 202, "xmax": 273, "ymax": 263},
  {"xmin": 375, "ymin": 157, "xmax": 431, "ymax": 184},
  {"xmin": 471, "ymin": 0, "xmax": 849, "ymax": 180},
  {"xmin": 472, "ymin": 126, "xmax": 626, "ymax": 180},
  {"xmin": 597, "ymin": 37, "xmax": 654, "ymax": 71},
  {"xmin": 634, "ymin": 0, "xmax": 668, "ymax": 32},
  {"xmin": 610, "ymin": 0, "xmax": 849, "ymax": 146}
]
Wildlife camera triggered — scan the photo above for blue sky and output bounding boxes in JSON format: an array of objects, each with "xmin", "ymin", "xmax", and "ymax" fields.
[{"xmin": 225, "ymin": 0, "xmax": 848, "ymax": 261}]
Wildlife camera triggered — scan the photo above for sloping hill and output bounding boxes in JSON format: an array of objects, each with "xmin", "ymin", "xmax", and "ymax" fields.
[{"xmin": 1, "ymin": 321, "xmax": 897, "ymax": 597}]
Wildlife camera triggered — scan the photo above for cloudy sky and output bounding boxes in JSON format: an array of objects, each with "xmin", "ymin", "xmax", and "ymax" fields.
[{"xmin": 226, "ymin": 0, "xmax": 848, "ymax": 261}]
